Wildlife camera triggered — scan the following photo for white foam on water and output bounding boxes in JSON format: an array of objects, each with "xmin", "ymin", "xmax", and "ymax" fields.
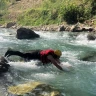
[
  {"xmin": 61, "ymin": 62, "xmax": 74, "ymax": 72},
  {"xmin": 75, "ymin": 33, "xmax": 96, "ymax": 48},
  {"xmin": 8, "ymin": 60, "xmax": 56, "ymax": 82},
  {"xmin": 62, "ymin": 51, "xmax": 78, "ymax": 62},
  {"xmin": 0, "ymin": 86, "xmax": 7, "ymax": 96},
  {"xmin": 9, "ymin": 60, "xmax": 41, "ymax": 71},
  {"xmin": 0, "ymin": 36, "xmax": 7, "ymax": 42},
  {"xmin": 0, "ymin": 33, "xmax": 15, "ymax": 43},
  {"xmin": 33, "ymin": 73, "xmax": 55, "ymax": 80},
  {"xmin": 35, "ymin": 31, "xmax": 62, "ymax": 39}
]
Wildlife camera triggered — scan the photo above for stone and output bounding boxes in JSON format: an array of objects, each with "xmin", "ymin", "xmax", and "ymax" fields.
[
  {"xmin": 16, "ymin": 27, "xmax": 40, "ymax": 39},
  {"xmin": 8, "ymin": 81, "xmax": 61, "ymax": 96}
]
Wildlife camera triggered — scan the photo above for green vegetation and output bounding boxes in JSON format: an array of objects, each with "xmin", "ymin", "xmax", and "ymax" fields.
[
  {"xmin": 17, "ymin": 8, "xmax": 59, "ymax": 26},
  {"xmin": 0, "ymin": 0, "xmax": 10, "ymax": 10},
  {"xmin": 17, "ymin": 0, "xmax": 94, "ymax": 26},
  {"xmin": 0, "ymin": 0, "xmax": 96, "ymax": 26},
  {"xmin": 0, "ymin": 0, "xmax": 11, "ymax": 24},
  {"xmin": 91, "ymin": 0, "xmax": 96, "ymax": 15}
]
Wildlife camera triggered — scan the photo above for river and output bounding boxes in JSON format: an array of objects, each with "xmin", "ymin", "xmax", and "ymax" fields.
[{"xmin": 0, "ymin": 28, "xmax": 96, "ymax": 96}]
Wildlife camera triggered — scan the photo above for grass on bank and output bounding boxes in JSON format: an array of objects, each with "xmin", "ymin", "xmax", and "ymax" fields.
[
  {"xmin": 0, "ymin": 0, "xmax": 13, "ymax": 24},
  {"xmin": 0, "ymin": 0, "xmax": 96, "ymax": 26},
  {"xmin": 17, "ymin": 0, "xmax": 92, "ymax": 26}
]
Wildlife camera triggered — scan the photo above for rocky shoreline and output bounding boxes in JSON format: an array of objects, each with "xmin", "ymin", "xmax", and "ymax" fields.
[
  {"xmin": 0, "ymin": 22, "xmax": 96, "ymax": 32},
  {"xmin": 0, "ymin": 22, "xmax": 96, "ymax": 40}
]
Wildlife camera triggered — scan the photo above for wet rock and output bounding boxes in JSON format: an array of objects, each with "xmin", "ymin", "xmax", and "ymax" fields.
[
  {"xmin": 16, "ymin": 27, "xmax": 40, "ymax": 39},
  {"xmin": 8, "ymin": 81, "xmax": 61, "ymax": 96},
  {"xmin": 87, "ymin": 33, "xmax": 96, "ymax": 40},
  {"xmin": 58, "ymin": 25, "xmax": 65, "ymax": 31},
  {"xmin": 82, "ymin": 27, "xmax": 94, "ymax": 32},
  {"xmin": 70, "ymin": 22, "xmax": 94, "ymax": 32},
  {"xmin": 79, "ymin": 51, "xmax": 96, "ymax": 62},
  {"xmin": 72, "ymin": 25, "xmax": 82, "ymax": 32},
  {"xmin": 0, "ymin": 56, "xmax": 10, "ymax": 73},
  {"xmin": 0, "ymin": 56, "xmax": 8, "ymax": 63}
]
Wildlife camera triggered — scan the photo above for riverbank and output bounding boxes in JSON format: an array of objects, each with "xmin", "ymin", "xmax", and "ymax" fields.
[
  {"xmin": 0, "ymin": 0, "xmax": 96, "ymax": 33},
  {"xmin": 0, "ymin": 21, "xmax": 96, "ymax": 33}
]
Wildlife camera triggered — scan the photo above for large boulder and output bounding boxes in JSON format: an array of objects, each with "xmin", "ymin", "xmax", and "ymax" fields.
[
  {"xmin": 16, "ymin": 28, "xmax": 40, "ymax": 39},
  {"xmin": 8, "ymin": 81, "xmax": 61, "ymax": 96}
]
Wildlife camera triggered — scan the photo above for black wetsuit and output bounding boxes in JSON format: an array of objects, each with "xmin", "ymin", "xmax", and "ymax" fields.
[
  {"xmin": 5, "ymin": 49, "xmax": 41, "ymax": 61},
  {"xmin": 23, "ymin": 50, "xmax": 41, "ymax": 60}
]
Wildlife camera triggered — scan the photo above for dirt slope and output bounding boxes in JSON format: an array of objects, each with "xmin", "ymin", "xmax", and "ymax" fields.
[{"xmin": 8, "ymin": 0, "xmax": 43, "ymax": 21}]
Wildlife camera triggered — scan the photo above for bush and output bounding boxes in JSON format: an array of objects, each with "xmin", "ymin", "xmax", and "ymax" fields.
[
  {"xmin": 62, "ymin": 4, "xmax": 91, "ymax": 24},
  {"xmin": 91, "ymin": 0, "xmax": 96, "ymax": 15}
]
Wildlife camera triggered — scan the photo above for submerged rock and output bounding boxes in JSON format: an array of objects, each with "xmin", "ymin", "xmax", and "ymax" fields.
[
  {"xmin": 79, "ymin": 51, "xmax": 96, "ymax": 62},
  {"xmin": 0, "ymin": 56, "xmax": 10, "ymax": 73},
  {"xmin": 87, "ymin": 33, "xmax": 96, "ymax": 40},
  {"xmin": 8, "ymin": 81, "xmax": 61, "ymax": 96}
]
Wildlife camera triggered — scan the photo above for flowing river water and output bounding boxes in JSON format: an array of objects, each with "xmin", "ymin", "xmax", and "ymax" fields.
[{"xmin": 0, "ymin": 28, "xmax": 96, "ymax": 96}]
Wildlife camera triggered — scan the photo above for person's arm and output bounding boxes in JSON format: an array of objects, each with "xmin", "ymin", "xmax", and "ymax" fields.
[
  {"xmin": 55, "ymin": 59, "xmax": 60, "ymax": 63},
  {"xmin": 47, "ymin": 55, "xmax": 63, "ymax": 71}
]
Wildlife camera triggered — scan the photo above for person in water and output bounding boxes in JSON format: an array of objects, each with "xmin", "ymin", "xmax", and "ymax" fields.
[{"xmin": 5, "ymin": 49, "xmax": 63, "ymax": 71}]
